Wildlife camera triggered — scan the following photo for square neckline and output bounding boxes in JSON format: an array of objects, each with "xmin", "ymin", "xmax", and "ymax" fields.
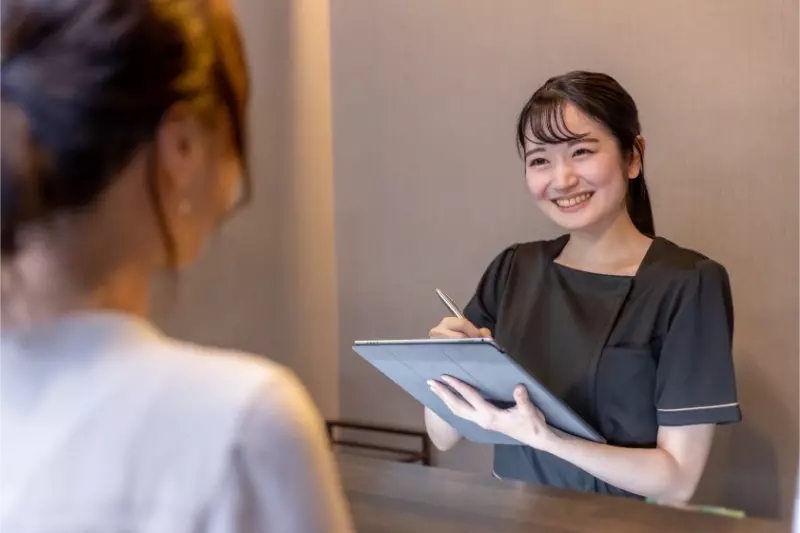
[{"xmin": 549, "ymin": 235, "xmax": 664, "ymax": 280}]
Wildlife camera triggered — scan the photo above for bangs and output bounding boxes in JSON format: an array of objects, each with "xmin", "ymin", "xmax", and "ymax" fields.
[{"xmin": 516, "ymin": 96, "xmax": 587, "ymax": 154}]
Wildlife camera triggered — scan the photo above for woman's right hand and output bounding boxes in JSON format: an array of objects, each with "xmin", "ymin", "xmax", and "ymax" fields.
[
  {"xmin": 429, "ymin": 317, "xmax": 492, "ymax": 339},
  {"xmin": 425, "ymin": 316, "xmax": 492, "ymax": 451},
  {"xmin": 425, "ymin": 317, "xmax": 491, "ymax": 451}
]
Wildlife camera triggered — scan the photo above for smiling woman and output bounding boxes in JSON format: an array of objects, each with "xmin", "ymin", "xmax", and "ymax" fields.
[
  {"xmin": 518, "ymin": 71, "xmax": 653, "ymax": 239},
  {"xmin": 427, "ymin": 71, "xmax": 740, "ymax": 504}
]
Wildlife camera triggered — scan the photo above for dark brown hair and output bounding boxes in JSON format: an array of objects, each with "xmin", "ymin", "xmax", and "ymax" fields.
[
  {"xmin": 516, "ymin": 71, "xmax": 654, "ymax": 237},
  {"xmin": 1, "ymin": 0, "xmax": 249, "ymax": 261}
]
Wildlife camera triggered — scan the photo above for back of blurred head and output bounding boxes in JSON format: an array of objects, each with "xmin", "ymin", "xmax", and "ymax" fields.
[{"xmin": 1, "ymin": 0, "xmax": 249, "ymax": 326}]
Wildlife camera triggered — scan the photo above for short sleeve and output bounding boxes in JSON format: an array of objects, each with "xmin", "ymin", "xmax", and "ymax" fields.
[
  {"xmin": 463, "ymin": 245, "xmax": 518, "ymax": 332},
  {"xmin": 655, "ymin": 260, "xmax": 741, "ymax": 426},
  {"xmin": 201, "ymin": 369, "xmax": 355, "ymax": 533}
]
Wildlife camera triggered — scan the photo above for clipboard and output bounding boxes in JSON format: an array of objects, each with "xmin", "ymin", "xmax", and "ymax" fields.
[{"xmin": 352, "ymin": 337, "xmax": 605, "ymax": 445}]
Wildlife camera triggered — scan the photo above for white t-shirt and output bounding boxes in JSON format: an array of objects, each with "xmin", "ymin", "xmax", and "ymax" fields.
[{"xmin": 0, "ymin": 312, "xmax": 354, "ymax": 533}]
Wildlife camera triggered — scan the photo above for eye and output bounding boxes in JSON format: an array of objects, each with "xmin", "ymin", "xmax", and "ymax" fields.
[
  {"xmin": 528, "ymin": 157, "xmax": 548, "ymax": 168},
  {"xmin": 572, "ymin": 147, "xmax": 594, "ymax": 158}
]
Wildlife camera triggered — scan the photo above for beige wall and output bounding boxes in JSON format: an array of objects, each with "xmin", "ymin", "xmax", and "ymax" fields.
[
  {"xmin": 331, "ymin": 0, "xmax": 799, "ymax": 520},
  {"xmin": 151, "ymin": 0, "xmax": 341, "ymax": 418}
]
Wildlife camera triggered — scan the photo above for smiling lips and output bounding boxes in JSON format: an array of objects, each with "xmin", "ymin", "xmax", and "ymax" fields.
[{"xmin": 552, "ymin": 192, "xmax": 593, "ymax": 209}]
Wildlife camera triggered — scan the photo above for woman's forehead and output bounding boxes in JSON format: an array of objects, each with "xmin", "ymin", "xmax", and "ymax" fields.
[
  {"xmin": 524, "ymin": 102, "xmax": 607, "ymax": 147},
  {"xmin": 559, "ymin": 103, "xmax": 597, "ymax": 133}
]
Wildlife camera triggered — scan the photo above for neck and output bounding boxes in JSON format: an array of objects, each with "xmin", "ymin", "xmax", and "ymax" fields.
[
  {"xmin": 558, "ymin": 210, "xmax": 652, "ymax": 272},
  {"xmin": 86, "ymin": 265, "xmax": 152, "ymax": 317},
  {"xmin": 1, "ymin": 241, "xmax": 152, "ymax": 329}
]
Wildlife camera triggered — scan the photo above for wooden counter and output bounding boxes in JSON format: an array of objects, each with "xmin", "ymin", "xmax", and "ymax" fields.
[{"xmin": 338, "ymin": 455, "xmax": 785, "ymax": 533}]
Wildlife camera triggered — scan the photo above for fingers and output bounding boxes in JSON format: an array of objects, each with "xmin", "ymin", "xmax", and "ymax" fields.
[
  {"xmin": 478, "ymin": 327, "xmax": 493, "ymax": 338},
  {"xmin": 441, "ymin": 376, "xmax": 491, "ymax": 410},
  {"xmin": 514, "ymin": 385, "xmax": 533, "ymax": 411},
  {"xmin": 429, "ymin": 317, "xmax": 484, "ymax": 339},
  {"xmin": 429, "ymin": 326, "xmax": 467, "ymax": 339},
  {"xmin": 514, "ymin": 385, "xmax": 545, "ymax": 423},
  {"xmin": 428, "ymin": 380, "xmax": 474, "ymax": 420}
]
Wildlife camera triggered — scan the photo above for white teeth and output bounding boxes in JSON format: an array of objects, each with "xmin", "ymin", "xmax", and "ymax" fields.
[{"xmin": 555, "ymin": 193, "xmax": 592, "ymax": 208}]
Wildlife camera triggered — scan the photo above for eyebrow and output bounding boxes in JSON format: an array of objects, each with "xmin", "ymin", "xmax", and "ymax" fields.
[{"xmin": 524, "ymin": 137, "xmax": 600, "ymax": 158}]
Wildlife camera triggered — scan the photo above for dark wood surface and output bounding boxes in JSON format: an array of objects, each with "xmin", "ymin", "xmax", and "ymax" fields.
[{"xmin": 338, "ymin": 455, "xmax": 787, "ymax": 533}]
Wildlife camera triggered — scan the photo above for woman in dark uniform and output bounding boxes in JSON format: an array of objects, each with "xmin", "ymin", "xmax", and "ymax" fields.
[{"xmin": 426, "ymin": 71, "xmax": 740, "ymax": 503}]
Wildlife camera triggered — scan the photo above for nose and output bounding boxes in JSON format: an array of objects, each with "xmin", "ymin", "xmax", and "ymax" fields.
[{"xmin": 552, "ymin": 160, "xmax": 579, "ymax": 192}]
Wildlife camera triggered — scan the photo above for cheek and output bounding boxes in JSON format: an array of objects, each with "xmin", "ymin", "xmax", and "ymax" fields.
[
  {"xmin": 184, "ymin": 157, "xmax": 240, "ymax": 238},
  {"xmin": 218, "ymin": 158, "xmax": 243, "ymax": 211},
  {"xmin": 201, "ymin": 150, "xmax": 242, "ymax": 218},
  {"xmin": 579, "ymin": 153, "xmax": 623, "ymax": 189},
  {"xmin": 524, "ymin": 169, "xmax": 549, "ymax": 201},
  {"xmin": 576, "ymin": 158, "xmax": 628, "ymax": 204}
]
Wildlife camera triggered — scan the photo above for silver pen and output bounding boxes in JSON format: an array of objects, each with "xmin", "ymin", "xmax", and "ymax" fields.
[{"xmin": 435, "ymin": 288, "xmax": 466, "ymax": 319}]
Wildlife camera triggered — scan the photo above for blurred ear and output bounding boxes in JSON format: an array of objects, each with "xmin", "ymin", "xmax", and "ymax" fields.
[
  {"xmin": 628, "ymin": 135, "xmax": 646, "ymax": 179},
  {"xmin": 154, "ymin": 103, "xmax": 208, "ymax": 203}
]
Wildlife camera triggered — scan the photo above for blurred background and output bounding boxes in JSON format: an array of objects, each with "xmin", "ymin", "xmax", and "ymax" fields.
[{"xmin": 151, "ymin": 0, "xmax": 799, "ymax": 521}]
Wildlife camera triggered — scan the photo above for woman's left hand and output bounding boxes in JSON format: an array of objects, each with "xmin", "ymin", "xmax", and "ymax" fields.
[{"xmin": 428, "ymin": 376, "xmax": 555, "ymax": 451}]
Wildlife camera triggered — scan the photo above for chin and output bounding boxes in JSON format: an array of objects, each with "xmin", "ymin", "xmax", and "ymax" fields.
[
  {"xmin": 553, "ymin": 219, "xmax": 598, "ymax": 233},
  {"xmin": 542, "ymin": 207, "xmax": 600, "ymax": 232}
]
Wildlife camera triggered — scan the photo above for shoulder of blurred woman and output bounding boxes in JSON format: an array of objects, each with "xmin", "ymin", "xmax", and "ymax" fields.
[{"xmin": 142, "ymin": 332, "xmax": 314, "ymax": 424}]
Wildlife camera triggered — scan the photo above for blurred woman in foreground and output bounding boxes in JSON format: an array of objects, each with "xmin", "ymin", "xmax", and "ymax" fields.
[{"xmin": 1, "ymin": 1, "xmax": 353, "ymax": 531}]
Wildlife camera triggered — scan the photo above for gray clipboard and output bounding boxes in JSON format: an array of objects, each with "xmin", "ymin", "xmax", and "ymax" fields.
[{"xmin": 352, "ymin": 338, "xmax": 605, "ymax": 445}]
